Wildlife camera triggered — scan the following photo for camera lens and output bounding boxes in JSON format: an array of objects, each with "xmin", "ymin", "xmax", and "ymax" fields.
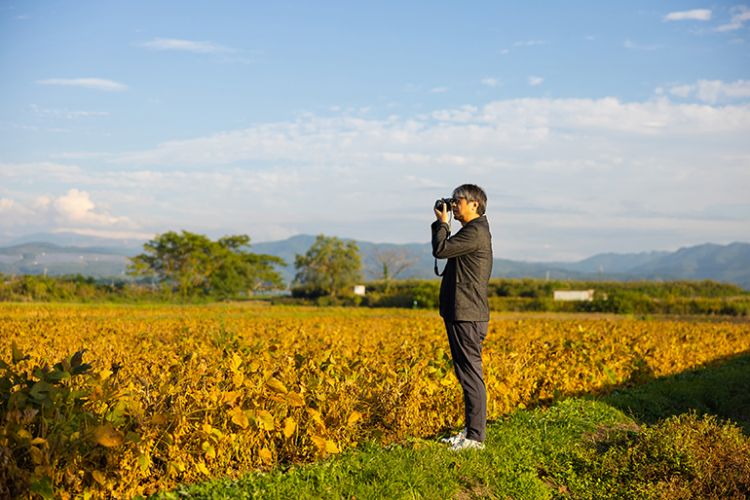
[{"xmin": 435, "ymin": 198, "xmax": 452, "ymax": 211}]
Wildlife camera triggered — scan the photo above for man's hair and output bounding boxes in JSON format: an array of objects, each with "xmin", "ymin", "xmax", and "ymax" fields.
[{"xmin": 452, "ymin": 184, "xmax": 487, "ymax": 216}]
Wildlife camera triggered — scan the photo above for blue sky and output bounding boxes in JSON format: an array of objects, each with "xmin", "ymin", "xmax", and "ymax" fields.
[{"xmin": 1, "ymin": 1, "xmax": 749, "ymax": 260}]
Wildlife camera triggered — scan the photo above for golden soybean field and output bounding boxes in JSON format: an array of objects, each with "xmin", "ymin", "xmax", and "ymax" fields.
[{"xmin": 1, "ymin": 303, "xmax": 749, "ymax": 498}]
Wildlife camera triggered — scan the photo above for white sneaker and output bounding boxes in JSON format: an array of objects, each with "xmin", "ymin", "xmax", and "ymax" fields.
[
  {"xmin": 439, "ymin": 428, "xmax": 466, "ymax": 446},
  {"xmin": 450, "ymin": 437, "xmax": 485, "ymax": 451}
]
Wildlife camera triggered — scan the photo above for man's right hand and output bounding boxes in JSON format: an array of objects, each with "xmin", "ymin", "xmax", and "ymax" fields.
[{"xmin": 434, "ymin": 204, "xmax": 450, "ymax": 224}]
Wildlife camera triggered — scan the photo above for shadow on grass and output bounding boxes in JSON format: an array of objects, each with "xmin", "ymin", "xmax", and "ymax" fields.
[{"xmin": 596, "ymin": 350, "xmax": 750, "ymax": 434}]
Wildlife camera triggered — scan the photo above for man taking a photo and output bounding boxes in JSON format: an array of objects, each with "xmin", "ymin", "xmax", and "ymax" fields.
[{"xmin": 431, "ymin": 184, "xmax": 493, "ymax": 451}]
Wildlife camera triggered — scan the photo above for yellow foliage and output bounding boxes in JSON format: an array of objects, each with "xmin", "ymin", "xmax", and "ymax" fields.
[
  {"xmin": 326, "ymin": 439, "xmax": 340, "ymax": 454},
  {"xmin": 266, "ymin": 377, "xmax": 288, "ymax": 394},
  {"xmin": 91, "ymin": 470, "xmax": 107, "ymax": 485},
  {"xmin": 256, "ymin": 410, "xmax": 275, "ymax": 431},
  {"xmin": 347, "ymin": 411, "xmax": 362, "ymax": 427},
  {"xmin": 259, "ymin": 447, "xmax": 273, "ymax": 463},
  {"xmin": 283, "ymin": 417, "xmax": 296, "ymax": 438},
  {"xmin": 92, "ymin": 423, "xmax": 124, "ymax": 448},
  {"xmin": 230, "ymin": 353, "xmax": 243, "ymax": 372},
  {"xmin": 221, "ymin": 391, "xmax": 241, "ymax": 406},
  {"xmin": 286, "ymin": 392, "xmax": 305, "ymax": 407},
  {"xmin": 229, "ymin": 407, "xmax": 249, "ymax": 429},
  {"xmin": 310, "ymin": 435, "xmax": 339, "ymax": 455},
  {"xmin": 1, "ymin": 303, "xmax": 749, "ymax": 498},
  {"xmin": 29, "ymin": 446, "xmax": 44, "ymax": 465},
  {"xmin": 196, "ymin": 462, "xmax": 210, "ymax": 476}
]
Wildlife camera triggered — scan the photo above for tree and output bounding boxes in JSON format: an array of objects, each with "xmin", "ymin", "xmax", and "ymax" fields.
[
  {"xmin": 293, "ymin": 235, "xmax": 362, "ymax": 298},
  {"xmin": 370, "ymin": 248, "xmax": 416, "ymax": 292},
  {"xmin": 128, "ymin": 231, "xmax": 285, "ymax": 298}
]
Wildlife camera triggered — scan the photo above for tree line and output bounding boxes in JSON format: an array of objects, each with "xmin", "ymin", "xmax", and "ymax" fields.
[
  {"xmin": 0, "ymin": 230, "xmax": 394, "ymax": 301},
  {"xmin": 125, "ymin": 230, "xmax": 365, "ymax": 299},
  {"xmin": 2, "ymin": 230, "xmax": 748, "ymax": 316}
]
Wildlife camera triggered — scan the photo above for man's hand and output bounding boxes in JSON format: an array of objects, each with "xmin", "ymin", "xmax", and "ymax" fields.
[{"xmin": 434, "ymin": 204, "xmax": 450, "ymax": 224}]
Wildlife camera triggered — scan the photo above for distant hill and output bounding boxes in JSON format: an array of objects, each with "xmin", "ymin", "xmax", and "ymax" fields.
[
  {"xmin": 0, "ymin": 242, "xmax": 133, "ymax": 278},
  {"xmin": 4, "ymin": 231, "xmax": 146, "ymax": 250},
  {"xmin": 551, "ymin": 250, "xmax": 671, "ymax": 274},
  {"xmin": 1, "ymin": 235, "xmax": 748, "ymax": 290},
  {"xmin": 625, "ymin": 242, "xmax": 750, "ymax": 286}
]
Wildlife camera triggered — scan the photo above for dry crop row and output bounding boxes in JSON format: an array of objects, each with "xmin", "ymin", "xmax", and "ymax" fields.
[{"xmin": 1, "ymin": 303, "xmax": 749, "ymax": 498}]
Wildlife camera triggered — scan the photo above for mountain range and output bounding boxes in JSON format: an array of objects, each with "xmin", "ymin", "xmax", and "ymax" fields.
[{"xmin": 1, "ymin": 232, "xmax": 748, "ymax": 290}]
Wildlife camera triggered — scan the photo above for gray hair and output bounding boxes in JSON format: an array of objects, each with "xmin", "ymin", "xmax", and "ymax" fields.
[{"xmin": 452, "ymin": 184, "xmax": 487, "ymax": 216}]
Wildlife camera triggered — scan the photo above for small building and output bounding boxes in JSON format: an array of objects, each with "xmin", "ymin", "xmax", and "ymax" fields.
[
  {"xmin": 553, "ymin": 289, "xmax": 595, "ymax": 302},
  {"xmin": 353, "ymin": 285, "xmax": 366, "ymax": 296}
]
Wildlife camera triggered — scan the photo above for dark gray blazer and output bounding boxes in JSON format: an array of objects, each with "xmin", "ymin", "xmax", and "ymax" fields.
[{"xmin": 431, "ymin": 215, "xmax": 493, "ymax": 322}]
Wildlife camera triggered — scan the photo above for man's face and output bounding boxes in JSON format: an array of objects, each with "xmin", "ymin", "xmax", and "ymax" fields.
[{"xmin": 452, "ymin": 196, "xmax": 478, "ymax": 222}]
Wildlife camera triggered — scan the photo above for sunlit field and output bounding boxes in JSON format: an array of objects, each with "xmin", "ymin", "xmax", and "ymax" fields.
[{"xmin": 1, "ymin": 303, "xmax": 749, "ymax": 497}]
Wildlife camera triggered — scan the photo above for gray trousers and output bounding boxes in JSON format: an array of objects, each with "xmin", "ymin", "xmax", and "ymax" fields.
[{"xmin": 445, "ymin": 320, "xmax": 488, "ymax": 442}]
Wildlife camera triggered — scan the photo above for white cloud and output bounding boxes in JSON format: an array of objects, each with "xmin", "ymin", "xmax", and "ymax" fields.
[
  {"xmin": 664, "ymin": 9, "xmax": 712, "ymax": 21},
  {"xmin": 430, "ymin": 87, "xmax": 449, "ymax": 93},
  {"xmin": 668, "ymin": 85, "xmax": 693, "ymax": 98},
  {"xmin": 35, "ymin": 78, "xmax": 128, "ymax": 92},
  {"xmin": 0, "ymin": 188, "xmax": 137, "ymax": 232},
  {"xmin": 50, "ymin": 152, "xmax": 115, "ymax": 160},
  {"xmin": 623, "ymin": 39, "xmax": 661, "ymax": 51},
  {"xmin": 112, "ymin": 95, "xmax": 750, "ymax": 168},
  {"xmin": 513, "ymin": 39, "xmax": 545, "ymax": 47},
  {"xmin": 32, "ymin": 196, "xmax": 52, "ymax": 211},
  {"xmin": 0, "ymin": 198, "xmax": 23, "ymax": 214},
  {"xmin": 30, "ymin": 104, "xmax": 109, "ymax": 119},
  {"xmin": 11, "ymin": 123, "xmax": 39, "ymax": 132},
  {"xmin": 4, "ymin": 92, "xmax": 749, "ymax": 257},
  {"xmin": 137, "ymin": 38, "xmax": 257, "ymax": 64},
  {"xmin": 666, "ymin": 79, "xmax": 750, "ymax": 103},
  {"xmin": 695, "ymin": 80, "xmax": 750, "ymax": 103},
  {"xmin": 0, "ymin": 161, "xmax": 84, "ymax": 181},
  {"xmin": 138, "ymin": 38, "xmax": 234, "ymax": 54},
  {"xmin": 431, "ymin": 105, "xmax": 478, "ymax": 122},
  {"xmin": 481, "ymin": 77, "xmax": 500, "ymax": 88},
  {"xmin": 54, "ymin": 189, "xmax": 97, "ymax": 220},
  {"xmin": 0, "ymin": 198, "xmax": 37, "ymax": 225},
  {"xmin": 717, "ymin": 5, "xmax": 750, "ymax": 32},
  {"xmin": 53, "ymin": 189, "xmax": 133, "ymax": 226},
  {"xmin": 528, "ymin": 76, "xmax": 544, "ymax": 87}
]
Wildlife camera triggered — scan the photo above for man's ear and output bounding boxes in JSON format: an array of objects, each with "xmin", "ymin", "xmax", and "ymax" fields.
[{"xmin": 469, "ymin": 201, "xmax": 479, "ymax": 213}]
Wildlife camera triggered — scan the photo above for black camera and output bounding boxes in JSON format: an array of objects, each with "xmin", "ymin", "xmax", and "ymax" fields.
[{"xmin": 434, "ymin": 197, "xmax": 455, "ymax": 212}]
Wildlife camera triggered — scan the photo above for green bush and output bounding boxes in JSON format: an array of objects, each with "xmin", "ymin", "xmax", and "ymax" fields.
[
  {"xmin": 563, "ymin": 413, "xmax": 750, "ymax": 498},
  {"xmin": 412, "ymin": 282, "xmax": 439, "ymax": 309},
  {"xmin": 364, "ymin": 291, "xmax": 414, "ymax": 308}
]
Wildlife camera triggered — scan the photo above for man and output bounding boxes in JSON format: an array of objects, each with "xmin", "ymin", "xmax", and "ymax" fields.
[{"xmin": 431, "ymin": 184, "xmax": 493, "ymax": 451}]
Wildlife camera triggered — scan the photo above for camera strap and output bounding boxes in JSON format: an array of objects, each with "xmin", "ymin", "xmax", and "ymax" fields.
[{"xmin": 434, "ymin": 258, "xmax": 445, "ymax": 277}]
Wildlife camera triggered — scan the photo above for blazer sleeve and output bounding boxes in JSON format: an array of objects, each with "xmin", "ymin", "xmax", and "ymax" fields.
[{"xmin": 431, "ymin": 221, "xmax": 479, "ymax": 259}]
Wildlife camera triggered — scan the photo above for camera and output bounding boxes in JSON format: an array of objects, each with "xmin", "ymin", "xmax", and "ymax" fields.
[{"xmin": 434, "ymin": 197, "xmax": 455, "ymax": 212}]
